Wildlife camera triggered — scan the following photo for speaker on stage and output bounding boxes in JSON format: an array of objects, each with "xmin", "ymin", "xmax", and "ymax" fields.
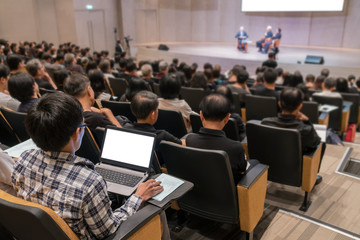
[
  {"xmin": 158, "ymin": 44, "xmax": 169, "ymax": 51},
  {"xmin": 304, "ymin": 55, "xmax": 324, "ymax": 64}
]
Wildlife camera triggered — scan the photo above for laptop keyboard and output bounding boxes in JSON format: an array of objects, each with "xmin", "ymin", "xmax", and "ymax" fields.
[{"xmin": 95, "ymin": 167, "xmax": 143, "ymax": 187}]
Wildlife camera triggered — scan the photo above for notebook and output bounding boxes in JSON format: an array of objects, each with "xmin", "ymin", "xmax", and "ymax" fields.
[{"xmin": 95, "ymin": 127, "xmax": 156, "ymax": 196}]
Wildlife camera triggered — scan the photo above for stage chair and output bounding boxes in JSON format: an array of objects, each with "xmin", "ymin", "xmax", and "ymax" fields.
[
  {"xmin": 108, "ymin": 77, "xmax": 128, "ymax": 98},
  {"xmin": 154, "ymin": 109, "xmax": 187, "ymax": 139},
  {"xmin": 245, "ymin": 120, "xmax": 322, "ymax": 211},
  {"xmin": 100, "ymin": 100, "xmax": 136, "ymax": 123},
  {"xmin": 244, "ymin": 95, "xmax": 277, "ymax": 122},
  {"xmin": 75, "ymin": 127, "xmax": 101, "ymax": 164},
  {"xmin": 180, "ymin": 87, "xmax": 207, "ymax": 113},
  {"xmin": 0, "ymin": 189, "xmax": 163, "ymax": 240},
  {"xmin": 341, "ymin": 93, "xmax": 359, "ymax": 124},
  {"xmin": 0, "ymin": 107, "xmax": 29, "ymax": 142},
  {"xmin": 159, "ymin": 141, "xmax": 268, "ymax": 240},
  {"xmin": 190, "ymin": 112, "xmax": 240, "ymax": 141},
  {"xmin": 0, "ymin": 110, "xmax": 20, "ymax": 147}
]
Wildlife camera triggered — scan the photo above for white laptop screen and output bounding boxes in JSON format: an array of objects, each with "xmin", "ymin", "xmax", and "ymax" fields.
[{"xmin": 101, "ymin": 128, "xmax": 155, "ymax": 168}]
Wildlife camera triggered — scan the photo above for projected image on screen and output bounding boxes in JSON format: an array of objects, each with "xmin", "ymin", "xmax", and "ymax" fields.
[
  {"xmin": 242, "ymin": 0, "xmax": 344, "ymax": 12},
  {"xmin": 101, "ymin": 129, "xmax": 154, "ymax": 168}
]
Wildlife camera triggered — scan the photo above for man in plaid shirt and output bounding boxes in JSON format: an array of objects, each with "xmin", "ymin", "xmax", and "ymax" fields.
[{"xmin": 11, "ymin": 92, "xmax": 164, "ymax": 239}]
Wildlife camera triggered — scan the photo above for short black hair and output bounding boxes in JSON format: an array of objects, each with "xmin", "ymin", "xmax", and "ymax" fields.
[
  {"xmin": 200, "ymin": 94, "xmax": 231, "ymax": 121},
  {"xmin": 236, "ymin": 69, "xmax": 249, "ymax": 84},
  {"xmin": 119, "ymin": 58, "xmax": 127, "ymax": 69},
  {"xmin": 6, "ymin": 54, "xmax": 23, "ymax": 71},
  {"xmin": 263, "ymin": 68, "xmax": 277, "ymax": 84},
  {"xmin": 85, "ymin": 61, "xmax": 98, "ymax": 74},
  {"xmin": 63, "ymin": 73, "xmax": 90, "ymax": 97},
  {"xmin": 159, "ymin": 73, "xmax": 181, "ymax": 99},
  {"xmin": 336, "ymin": 77, "xmax": 349, "ymax": 93},
  {"xmin": 8, "ymin": 72, "xmax": 35, "ymax": 103},
  {"xmin": 125, "ymin": 77, "xmax": 148, "ymax": 101},
  {"xmin": 190, "ymin": 71, "xmax": 208, "ymax": 89},
  {"xmin": 203, "ymin": 62, "xmax": 213, "ymax": 70},
  {"xmin": 130, "ymin": 91, "xmax": 159, "ymax": 120},
  {"xmin": 55, "ymin": 54, "xmax": 64, "ymax": 62},
  {"xmin": 268, "ymin": 52, "xmax": 275, "ymax": 59},
  {"xmin": 99, "ymin": 60, "xmax": 110, "ymax": 73},
  {"xmin": 53, "ymin": 69, "xmax": 69, "ymax": 87},
  {"xmin": 41, "ymin": 53, "xmax": 52, "ymax": 61},
  {"xmin": 0, "ymin": 64, "xmax": 10, "ymax": 78},
  {"xmin": 88, "ymin": 70, "xmax": 106, "ymax": 97},
  {"xmin": 25, "ymin": 92, "xmax": 83, "ymax": 152},
  {"xmin": 280, "ymin": 87, "xmax": 304, "ymax": 112},
  {"xmin": 321, "ymin": 68, "xmax": 330, "ymax": 78},
  {"xmin": 126, "ymin": 61, "xmax": 137, "ymax": 72}
]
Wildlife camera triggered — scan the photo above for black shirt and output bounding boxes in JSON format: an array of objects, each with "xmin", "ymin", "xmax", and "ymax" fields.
[
  {"xmin": 83, "ymin": 111, "xmax": 114, "ymax": 133},
  {"xmin": 254, "ymin": 87, "xmax": 280, "ymax": 102},
  {"xmin": 35, "ymin": 78, "xmax": 54, "ymax": 90},
  {"xmin": 262, "ymin": 59, "xmax": 277, "ymax": 68},
  {"xmin": 261, "ymin": 114, "xmax": 321, "ymax": 154},
  {"xmin": 184, "ymin": 127, "xmax": 247, "ymax": 184}
]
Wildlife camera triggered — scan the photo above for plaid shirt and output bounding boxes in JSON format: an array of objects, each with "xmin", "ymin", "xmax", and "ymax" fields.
[{"xmin": 11, "ymin": 149, "xmax": 142, "ymax": 240}]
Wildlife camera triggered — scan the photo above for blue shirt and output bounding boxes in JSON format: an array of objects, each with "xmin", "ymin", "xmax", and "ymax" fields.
[
  {"xmin": 235, "ymin": 31, "xmax": 248, "ymax": 40},
  {"xmin": 265, "ymin": 31, "xmax": 273, "ymax": 38}
]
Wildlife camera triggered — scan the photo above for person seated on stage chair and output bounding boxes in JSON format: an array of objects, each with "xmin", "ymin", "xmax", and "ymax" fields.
[
  {"xmin": 123, "ymin": 90, "xmax": 185, "ymax": 164},
  {"xmin": 11, "ymin": 92, "xmax": 165, "ymax": 240},
  {"xmin": 263, "ymin": 28, "xmax": 282, "ymax": 54},
  {"xmin": 254, "ymin": 67, "xmax": 280, "ymax": 101},
  {"xmin": 184, "ymin": 93, "xmax": 257, "ymax": 185},
  {"xmin": 312, "ymin": 77, "xmax": 342, "ymax": 98},
  {"xmin": 262, "ymin": 52, "xmax": 278, "ymax": 69},
  {"xmin": 235, "ymin": 26, "xmax": 248, "ymax": 52},
  {"xmin": 261, "ymin": 87, "xmax": 324, "ymax": 184},
  {"xmin": 256, "ymin": 25, "xmax": 273, "ymax": 52}
]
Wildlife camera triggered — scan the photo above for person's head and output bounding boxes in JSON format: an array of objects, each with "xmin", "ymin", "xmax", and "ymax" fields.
[
  {"xmin": 199, "ymin": 94, "xmax": 231, "ymax": 126},
  {"xmin": 53, "ymin": 69, "xmax": 69, "ymax": 88},
  {"xmin": 130, "ymin": 90, "xmax": 159, "ymax": 124},
  {"xmin": 203, "ymin": 62, "xmax": 213, "ymax": 71},
  {"xmin": 348, "ymin": 74, "xmax": 356, "ymax": 83},
  {"xmin": 141, "ymin": 64, "xmax": 153, "ymax": 78},
  {"xmin": 0, "ymin": 64, "xmax": 11, "ymax": 91},
  {"xmin": 64, "ymin": 53, "xmax": 76, "ymax": 65},
  {"xmin": 229, "ymin": 66, "xmax": 242, "ymax": 82},
  {"xmin": 215, "ymin": 85, "xmax": 234, "ymax": 106},
  {"xmin": 6, "ymin": 54, "xmax": 25, "ymax": 71},
  {"xmin": 41, "ymin": 53, "xmax": 52, "ymax": 63},
  {"xmin": 279, "ymin": 87, "xmax": 304, "ymax": 113},
  {"xmin": 314, "ymin": 75, "xmax": 325, "ymax": 90},
  {"xmin": 25, "ymin": 92, "xmax": 84, "ymax": 153},
  {"xmin": 126, "ymin": 61, "xmax": 137, "ymax": 74},
  {"xmin": 64, "ymin": 73, "xmax": 94, "ymax": 105},
  {"xmin": 172, "ymin": 58, "xmax": 179, "ymax": 66},
  {"xmin": 320, "ymin": 68, "xmax": 330, "ymax": 78},
  {"xmin": 268, "ymin": 52, "xmax": 275, "ymax": 60},
  {"xmin": 263, "ymin": 68, "xmax": 277, "ymax": 84},
  {"xmin": 159, "ymin": 61, "xmax": 168, "ymax": 73},
  {"xmin": 204, "ymin": 68, "xmax": 213, "ymax": 82},
  {"xmin": 336, "ymin": 77, "xmax": 349, "ymax": 93},
  {"xmin": 85, "ymin": 61, "xmax": 98, "ymax": 74},
  {"xmin": 55, "ymin": 54, "xmax": 64, "ymax": 64},
  {"xmin": 296, "ymin": 83, "xmax": 310, "ymax": 101},
  {"xmin": 88, "ymin": 70, "xmax": 106, "ymax": 98},
  {"xmin": 275, "ymin": 68, "xmax": 283, "ymax": 77},
  {"xmin": 119, "ymin": 58, "xmax": 127, "ymax": 70},
  {"xmin": 323, "ymin": 77, "xmax": 337, "ymax": 90},
  {"xmin": 26, "ymin": 59, "xmax": 45, "ymax": 77},
  {"xmin": 277, "ymin": 28, "xmax": 281, "ymax": 34},
  {"xmin": 267, "ymin": 25, "xmax": 272, "ymax": 32},
  {"xmin": 159, "ymin": 73, "xmax": 181, "ymax": 99},
  {"xmin": 8, "ymin": 72, "xmax": 38, "ymax": 103},
  {"xmin": 182, "ymin": 64, "xmax": 192, "ymax": 81},
  {"xmin": 305, "ymin": 74, "xmax": 315, "ymax": 83},
  {"xmin": 236, "ymin": 69, "xmax": 249, "ymax": 84},
  {"xmin": 99, "ymin": 60, "xmax": 111, "ymax": 73},
  {"xmin": 190, "ymin": 71, "xmax": 208, "ymax": 89},
  {"xmin": 125, "ymin": 77, "xmax": 148, "ymax": 101},
  {"xmin": 240, "ymin": 26, "xmax": 244, "ymax": 32},
  {"xmin": 288, "ymin": 73, "xmax": 304, "ymax": 87}
]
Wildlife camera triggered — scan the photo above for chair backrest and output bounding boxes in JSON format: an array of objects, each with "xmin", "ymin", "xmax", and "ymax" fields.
[
  {"xmin": 39, "ymin": 88, "xmax": 57, "ymax": 96},
  {"xmin": 246, "ymin": 121, "xmax": 303, "ymax": 187},
  {"xmin": 154, "ymin": 109, "xmax": 187, "ymax": 139},
  {"xmin": 75, "ymin": 127, "xmax": 101, "ymax": 164},
  {"xmin": 152, "ymin": 83, "xmax": 161, "ymax": 96},
  {"xmin": 302, "ymin": 101, "xmax": 319, "ymax": 124},
  {"xmin": 180, "ymin": 87, "xmax": 206, "ymax": 113},
  {"xmin": 0, "ymin": 189, "xmax": 79, "ymax": 240},
  {"xmin": 341, "ymin": 93, "xmax": 359, "ymax": 124},
  {"xmin": 94, "ymin": 127, "xmax": 105, "ymax": 150},
  {"xmin": 245, "ymin": 95, "xmax": 277, "ymax": 121},
  {"xmin": 159, "ymin": 141, "xmax": 239, "ymax": 224},
  {"xmin": 312, "ymin": 95, "xmax": 343, "ymax": 131},
  {"xmin": 0, "ymin": 108, "xmax": 29, "ymax": 142},
  {"xmin": 190, "ymin": 113, "xmax": 239, "ymax": 141},
  {"xmin": 100, "ymin": 100, "xmax": 136, "ymax": 122},
  {"xmin": 232, "ymin": 92, "xmax": 242, "ymax": 113},
  {"xmin": 108, "ymin": 78, "xmax": 128, "ymax": 98},
  {"xmin": 0, "ymin": 111, "xmax": 20, "ymax": 146}
]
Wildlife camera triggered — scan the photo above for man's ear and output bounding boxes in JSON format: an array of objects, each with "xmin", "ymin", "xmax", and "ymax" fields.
[
  {"xmin": 278, "ymin": 101, "xmax": 282, "ymax": 109},
  {"xmin": 200, "ymin": 111, "xmax": 205, "ymax": 122},
  {"xmin": 223, "ymin": 113, "xmax": 231, "ymax": 124},
  {"xmin": 297, "ymin": 103, "xmax": 303, "ymax": 111}
]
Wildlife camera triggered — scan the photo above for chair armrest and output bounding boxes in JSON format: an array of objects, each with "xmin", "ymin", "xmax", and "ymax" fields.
[
  {"xmin": 302, "ymin": 143, "xmax": 322, "ymax": 192},
  {"xmin": 237, "ymin": 163, "xmax": 268, "ymax": 233},
  {"xmin": 104, "ymin": 204, "xmax": 162, "ymax": 240},
  {"xmin": 341, "ymin": 105, "xmax": 351, "ymax": 132},
  {"xmin": 241, "ymin": 108, "xmax": 247, "ymax": 122},
  {"xmin": 318, "ymin": 112, "xmax": 329, "ymax": 127},
  {"xmin": 241, "ymin": 137, "xmax": 249, "ymax": 161}
]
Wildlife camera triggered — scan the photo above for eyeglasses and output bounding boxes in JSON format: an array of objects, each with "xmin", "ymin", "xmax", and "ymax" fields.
[{"xmin": 78, "ymin": 123, "xmax": 87, "ymax": 129}]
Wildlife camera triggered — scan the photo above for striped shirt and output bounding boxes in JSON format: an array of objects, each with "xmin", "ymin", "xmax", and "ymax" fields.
[{"xmin": 11, "ymin": 149, "xmax": 142, "ymax": 240}]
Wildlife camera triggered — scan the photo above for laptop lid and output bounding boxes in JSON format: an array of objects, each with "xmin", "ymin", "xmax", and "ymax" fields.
[{"xmin": 100, "ymin": 126, "xmax": 156, "ymax": 172}]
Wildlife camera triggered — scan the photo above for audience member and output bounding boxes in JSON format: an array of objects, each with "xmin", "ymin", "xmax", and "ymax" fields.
[
  {"xmin": 8, "ymin": 72, "xmax": 39, "ymax": 113},
  {"xmin": 320, "ymin": 68, "xmax": 330, "ymax": 78},
  {"xmin": 227, "ymin": 68, "xmax": 251, "ymax": 105},
  {"xmin": 121, "ymin": 77, "xmax": 148, "ymax": 102},
  {"xmin": 26, "ymin": 58, "xmax": 57, "ymax": 90},
  {"xmin": 88, "ymin": 69, "xmax": 111, "ymax": 101},
  {"xmin": 156, "ymin": 61, "xmax": 168, "ymax": 79},
  {"xmin": 313, "ymin": 75, "xmax": 325, "ymax": 91},
  {"xmin": 53, "ymin": 54, "xmax": 65, "ymax": 70},
  {"xmin": 275, "ymin": 67, "xmax": 284, "ymax": 85},
  {"xmin": 141, "ymin": 64, "xmax": 156, "ymax": 87},
  {"xmin": 11, "ymin": 92, "xmax": 164, "ymax": 239},
  {"xmin": 119, "ymin": 60, "xmax": 138, "ymax": 82},
  {"xmin": 262, "ymin": 52, "xmax": 277, "ymax": 69},
  {"xmin": 190, "ymin": 71, "xmax": 210, "ymax": 92},
  {"xmin": 336, "ymin": 77, "xmax": 350, "ymax": 93},
  {"xmin": 6, "ymin": 54, "xmax": 25, "ymax": 74},
  {"xmin": 0, "ymin": 64, "xmax": 20, "ymax": 110},
  {"xmin": 99, "ymin": 60, "xmax": 115, "ymax": 79},
  {"xmin": 313, "ymin": 77, "xmax": 342, "ymax": 98},
  {"xmin": 64, "ymin": 53, "xmax": 85, "ymax": 74},
  {"xmin": 0, "ymin": 149, "xmax": 16, "ymax": 196},
  {"xmin": 53, "ymin": 69, "xmax": 69, "ymax": 91},
  {"xmin": 305, "ymin": 74, "xmax": 315, "ymax": 89},
  {"xmin": 254, "ymin": 67, "xmax": 280, "ymax": 101}
]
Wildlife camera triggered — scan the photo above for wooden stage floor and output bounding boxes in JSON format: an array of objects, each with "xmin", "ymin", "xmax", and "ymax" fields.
[{"xmin": 136, "ymin": 43, "xmax": 360, "ymax": 78}]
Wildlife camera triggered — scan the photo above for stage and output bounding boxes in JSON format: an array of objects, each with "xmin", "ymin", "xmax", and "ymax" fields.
[{"xmin": 135, "ymin": 42, "xmax": 360, "ymax": 78}]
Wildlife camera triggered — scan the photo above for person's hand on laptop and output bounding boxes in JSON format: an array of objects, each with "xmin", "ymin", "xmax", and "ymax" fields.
[{"xmin": 135, "ymin": 179, "xmax": 164, "ymax": 201}]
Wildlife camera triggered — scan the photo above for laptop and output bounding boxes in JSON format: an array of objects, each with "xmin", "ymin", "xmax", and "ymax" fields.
[{"xmin": 95, "ymin": 126, "xmax": 156, "ymax": 196}]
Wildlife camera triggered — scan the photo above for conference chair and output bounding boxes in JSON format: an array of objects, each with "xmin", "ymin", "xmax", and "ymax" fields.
[
  {"xmin": 100, "ymin": 100, "xmax": 136, "ymax": 123},
  {"xmin": 154, "ymin": 109, "xmax": 187, "ymax": 139},
  {"xmin": 243, "ymin": 95, "xmax": 277, "ymax": 122},
  {"xmin": 0, "ymin": 108, "xmax": 29, "ymax": 142},
  {"xmin": 39, "ymin": 88, "xmax": 58, "ymax": 96},
  {"xmin": 302, "ymin": 101, "xmax": 319, "ymax": 124},
  {"xmin": 180, "ymin": 87, "xmax": 207, "ymax": 113},
  {"xmin": 0, "ymin": 189, "xmax": 163, "ymax": 240},
  {"xmin": 190, "ymin": 112, "xmax": 240, "ymax": 141},
  {"xmin": 0, "ymin": 111, "xmax": 20, "ymax": 147},
  {"xmin": 159, "ymin": 141, "xmax": 269, "ymax": 240},
  {"xmin": 232, "ymin": 92, "xmax": 243, "ymax": 113},
  {"xmin": 108, "ymin": 77, "xmax": 128, "ymax": 98},
  {"xmin": 341, "ymin": 93, "xmax": 359, "ymax": 124},
  {"xmin": 75, "ymin": 127, "xmax": 101, "ymax": 164},
  {"xmin": 152, "ymin": 83, "xmax": 161, "ymax": 96},
  {"xmin": 245, "ymin": 120, "xmax": 322, "ymax": 211},
  {"xmin": 94, "ymin": 127, "xmax": 106, "ymax": 149}
]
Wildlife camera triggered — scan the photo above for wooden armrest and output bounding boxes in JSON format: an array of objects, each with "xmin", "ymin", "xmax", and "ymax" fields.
[
  {"xmin": 241, "ymin": 108, "xmax": 246, "ymax": 122},
  {"xmin": 241, "ymin": 138, "xmax": 249, "ymax": 161},
  {"xmin": 318, "ymin": 112, "xmax": 329, "ymax": 127},
  {"xmin": 237, "ymin": 164, "xmax": 268, "ymax": 233},
  {"xmin": 301, "ymin": 144, "xmax": 322, "ymax": 192},
  {"xmin": 341, "ymin": 106, "xmax": 351, "ymax": 132},
  {"xmin": 358, "ymin": 107, "xmax": 360, "ymax": 126},
  {"xmin": 104, "ymin": 204, "xmax": 162, "ymax": 240}
]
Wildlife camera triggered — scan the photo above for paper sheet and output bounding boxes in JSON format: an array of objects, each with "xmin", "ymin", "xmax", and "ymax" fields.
[
  {"xmin": 152, "ymin": 173, "xmax": 184, "ymax": 202},
  {"xmin": 4, "ymin": 139, "xmax": 38, "ymax": 158}
]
